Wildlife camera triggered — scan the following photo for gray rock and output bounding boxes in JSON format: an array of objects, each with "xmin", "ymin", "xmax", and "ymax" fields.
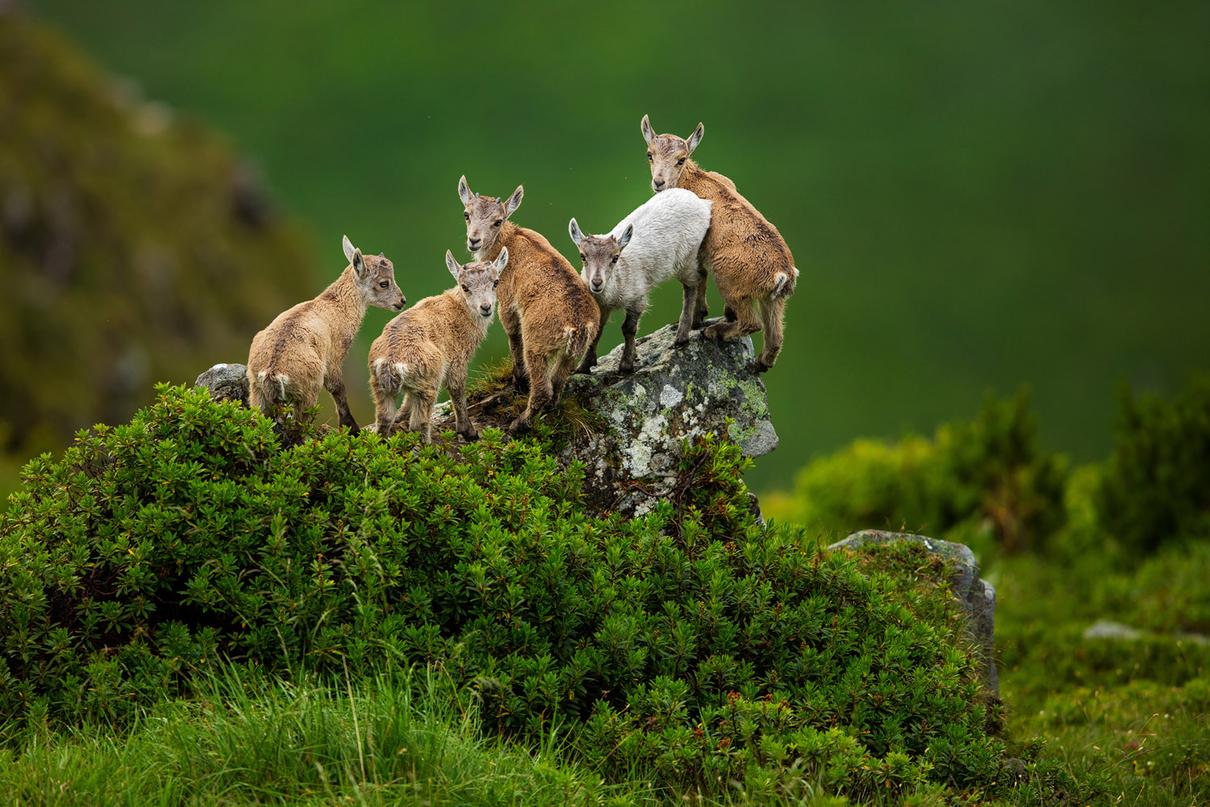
[
  {"xmin": 195, "ymin": 362, "xmax": 249, "ymax": 406},
  {"xmin": 1083, "ymin": 620, "xmax": 1142, "ymax": 641},
  {"xmin": 829, "ymin": 529, "xmax": 999, "ymax": 694},
  {"xmin": 563, "ymin": 323, "xmax": 779, "ymax": 515}
]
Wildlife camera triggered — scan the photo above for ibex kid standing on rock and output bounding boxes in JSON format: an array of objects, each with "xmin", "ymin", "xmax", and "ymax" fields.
[
  {"xmin": 457, "ymin": 175, "xmax": 599, "ymax": 433},
  {"xmin": 368, "ymin": 249, "xmax": 507, "ymax": 443},
  {"xmin": 247, "ymin": 235, "xmax": 405, "ymax": 431},
  {"xmin": 641, "ymin": 114, "xmax": 798, "ymax": 372},
  {"xmin": 568, "ymin": 187, "xmax": 711, "ymax": 373}
]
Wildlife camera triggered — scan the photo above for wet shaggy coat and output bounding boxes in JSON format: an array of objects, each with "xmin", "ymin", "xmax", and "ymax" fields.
[
  {"xmin": 486, "ymin": 221, "xmax": 599, "ymax": 430},
  {"xmin": 678, "ymin": 160, "xmax": 797, "ymax": 369},
  {"xmin": 369, "ymin": 286, "xmax": 493, "ymax": 442},
  {"xmin": 247, "ymin": 243, "xmax": 403, "ymax": 430}
]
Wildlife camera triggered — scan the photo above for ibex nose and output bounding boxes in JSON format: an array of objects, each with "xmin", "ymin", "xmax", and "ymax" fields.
[
  {"xmin": 468, "ymin": 237, "xmax": 481, "ymax": 249},
  {"xmin": 394, "ymin": 299, "xmax": 405, "ymax": 311},
  {"xmin": 590, "ymin": 280, "xmax": 603, "ymax": 292},
  {"xmin": 480, "ymin": 303, "xmax": 493, "ymax": 317},
  {"xmin": 652, "ymin": 178, "xmax": 665, "ymax": 190}
]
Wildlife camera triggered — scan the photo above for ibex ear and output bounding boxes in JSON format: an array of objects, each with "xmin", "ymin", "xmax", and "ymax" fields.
[
  {"xmin": 343, "ymin": 234, "xmax": 365, "ymax": 276},
  {"xmin": 342, "ymin": 234, "xmax": 356, "ymax": 263},
  {"xmin": 568, "ymin": 217, "xmax": 584, "ymax": 247},
  {"xmin": 505, "ymin": 185, "xmax": 524, "ymax": 216},
  {"xmin": 618, "ymin": 223, "xmax": 634, "ymax": 251},
  {"xmin": 686, "ymin": 122, "xmax": 704, "ymax": 154},
  {"xmin": 444, "ymin": 249, "xmax": 461, "ymax": 280},
  {"xmin": 458, "ymin": 175, "xmax": 473, "ymax": 205},
  {"xmin": 493, "ymin": 247, "xmax": 509, "ymax": 278},
  {"xmin": 641, "ymin": 114, "xmax": 655, "ymax": 145}
]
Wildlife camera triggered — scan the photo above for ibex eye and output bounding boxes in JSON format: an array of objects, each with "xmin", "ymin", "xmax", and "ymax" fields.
[
  {"xmin": 579, "ymin": 254, "xmax": 586, "ymax": 261},
  {"xmin": 676, "ymin": 158, "xmax": 685, "ymax": 166},
  {"xmin": 379, "ymin": 281, "xmax": 389, "ymax": 289},
  {"xmin": 647, "ymin": 152, "xmax": 653, "ymax": 162},
  {"xmin": 611, "ymin": 256, "xmax": 618, "ymax": 264},
  {"xmin": 461, "ymin": 285, "xmax": 470, "ymax": 293},
  {"xmin": 493, "ymin": 280, "xmax": 498, "ymax": 288},
  {"xmin": 493, "ymin": 219, "xmax": 502, "ymax": 227},
  {"xmin": 464, "ymin": 212, "xmax": 470, "ymax": 221}
]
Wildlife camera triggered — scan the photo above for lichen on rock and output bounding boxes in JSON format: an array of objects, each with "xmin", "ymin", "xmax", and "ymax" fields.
[{"xmin": 563, "ymin": 323, "xmax": 779, "ymax": 514}]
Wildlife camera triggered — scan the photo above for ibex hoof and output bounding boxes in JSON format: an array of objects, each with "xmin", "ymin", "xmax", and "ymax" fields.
[
  {"xmin": 507, "ymin": 417, "xmax": 532, "ymax": 435},
  {"xmin": 458, "ymin": 426, "xmax": 480, "ymax": 441}
]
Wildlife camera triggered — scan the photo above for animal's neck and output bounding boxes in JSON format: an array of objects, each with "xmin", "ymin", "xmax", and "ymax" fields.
[
  {"xmin": 480, "ymin": 221, "xmax": 520, "ymax": 264},
  {"xmin": 677, "ymin": 161, "xmax": 714, "ymax": 196},
  {"xmin": 320, "ymin": 267, "xmax": 368, "ymax": 337},
  {"xmin": 446, "ymin": 288, "xmax": 492, "ymax": 343}
]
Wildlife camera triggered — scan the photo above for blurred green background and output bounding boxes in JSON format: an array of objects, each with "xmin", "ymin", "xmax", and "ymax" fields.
[{"xmin": 11, "ymin": 1, "xmax": 1210, "ymax": 491}]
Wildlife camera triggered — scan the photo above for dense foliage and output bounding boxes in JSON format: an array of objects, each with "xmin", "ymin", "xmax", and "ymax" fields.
[
  {"xmin": 0, "ymin": 386, "xmax": 1007, "ymax": 799},
  {"xmin": 0, "ymin": 18, "xmax": 314, "ymax": 472},
  {"xmin": 768, "ymin": 392, "xmax": 1067, "ymax": 554},
  {"xmin": 1097, "ymin": 374, "xmax": 1210, "ymax": 554}
]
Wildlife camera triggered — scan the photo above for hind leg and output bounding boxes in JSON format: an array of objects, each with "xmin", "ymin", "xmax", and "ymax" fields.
[
  {"xmin": 325, "ymin": 375, "xmax": 358, "ymax": 433},
  {"xmin": 704, "ymin": 297, "xmax": 759, "ymax": 341},
  {"xmin": 371, "ymin": 379, "xmax": 400, "ymax": 437},
  {"xmin": 510, "ymin": 347, "xmax": 554, "ymax": 433},
  {"xmin": 500, "ymin": 306, "xmax": 529, "ymax": 392},
  {"xmin": 578, "ymin": 303, "xmax": 610, "ymax": 374},
  {"xmin": 408, "ymin": 389, "xmax": 436, "ymax": 443},
  {"xmin": 675, "ymin": 282, "xmax": 697, "ymax": 345},
  {"xmin": 754, "ymin": 296, "xmax": 786, "ymax": 372}
]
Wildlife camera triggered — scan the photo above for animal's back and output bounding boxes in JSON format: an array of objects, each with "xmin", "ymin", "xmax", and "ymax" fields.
[
  {"xmin": 695, "ymin": 171, "xmax": 795, "ymax": 296},
  {"xmin": 618, "ymin": 189, "xmax": 711, "ymax": 279}
]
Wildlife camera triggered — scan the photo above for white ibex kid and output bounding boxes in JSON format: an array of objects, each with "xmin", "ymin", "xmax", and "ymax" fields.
[
  {"xmin": 568, "ymin": 188, "xmax": 711, "ymax": 373},
  {"xmin": 641, "ymin": 114, "xmax": 799, "ymax": 372},
  {"xmin": 247, "ymin": 235, "xmax": 405, "ymax": 431},
  {"xmin": 368, "ymin": 249, "xmax": 507, "ymax": 443},
  {"xmin": 458, "ymin": 175, "xmax": 599, "ymax": 432}
]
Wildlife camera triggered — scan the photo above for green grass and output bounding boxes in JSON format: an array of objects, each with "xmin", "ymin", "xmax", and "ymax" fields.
[{"xmin": 0, "ymin": 666, "xmax": 640, "ymax": 807}]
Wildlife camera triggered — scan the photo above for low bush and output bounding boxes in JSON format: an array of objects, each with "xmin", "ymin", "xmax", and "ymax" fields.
[
  {"xmin": 0, "ymin": 385, "xmax": 1005, "ymax": 798},
  {"xmin": 769, "ymin": 391, "xmax": 1067, "ymax": 554},
  {"xmin": 1097, "ymin": 374, "xmax": 1210, "ymax": 555}
]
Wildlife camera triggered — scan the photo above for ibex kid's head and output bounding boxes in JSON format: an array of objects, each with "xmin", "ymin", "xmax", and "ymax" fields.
[
  {"xmin": 342, "ymin": 235, "xmax": 406, "ymax": 311},
  {"xmin": 457, "ymin": 175, "xmax": 523, "ymax": 259},
  {"xmin": 444, "ymin": 248, "xmax": 507, "ymax": 321},
  {"xmin": 640, "ymin": 114, "xmax": 704, "ymax": 193},
  {"xmin": 568, "ymin": 218, "xmax": 633, "ymax": 295}
]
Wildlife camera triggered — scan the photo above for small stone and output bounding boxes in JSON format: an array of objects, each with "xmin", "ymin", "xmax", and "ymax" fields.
[{"xmin": 195, "ymin": 362, "xmax": 249, "ymax": 406}]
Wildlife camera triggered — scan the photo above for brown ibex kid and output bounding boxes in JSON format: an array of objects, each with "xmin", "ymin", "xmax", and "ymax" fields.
[
  {"xmin": 457, "ymin": 175, "xmax": 599, "ymax": 432},
  {"xmin": 368, "ymin": 249, "xmax": 507, "ymax": 443},
  {"xmin": 641, "ymin": 115, "xmax": 798, "ymax": 371},
  {"xmin": 247, "ymin": 235, "xmax": 405, "ymax": 431}
]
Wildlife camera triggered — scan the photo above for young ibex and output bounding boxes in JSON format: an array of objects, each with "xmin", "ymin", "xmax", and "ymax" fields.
[
  {"xmin": 641, "ymin": 114, "xmax": 798, "ymax": 372},
  {"xmin": 568, "ymin": 188, "xmax": 711, "ymax": 373},
  {"xmin": 368, "ymin": 249, "xmax": 507, "ymax": 443},
  {"xmin": 457, "ymin": 175, "xmax": 599, "ymax": 432},
  {"xmin": 247, "ymin": 235, "xmax": 405, "ymax": 431}
]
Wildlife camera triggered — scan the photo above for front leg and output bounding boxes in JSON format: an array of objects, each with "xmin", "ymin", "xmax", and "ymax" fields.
[
  {"xmin": 693, "ymin": 265, "xmax": 709, "ymax": 328},
  {"xmin": 448, "ymin": 370, "xmax": 477, "ymax": 440},
  {"xmin": 675, "ymin": 282, "xmax": 697, "ymax": 345},
  {"xmin": 619, "ymin": 309, "xmax": 641, "ymax": 374},
  {"xmin": 577, "ymin": 303, "xmax": 611, "ymax": 373},
  {"xmin": 326, "ymin": 375, "xmax": 359, "ymax": 433}
]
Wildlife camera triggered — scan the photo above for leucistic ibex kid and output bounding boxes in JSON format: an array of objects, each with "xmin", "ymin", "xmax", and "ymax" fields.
[
  {"xmin": 368, "ymin": 249, "xmax": 507, "ymax": 443},
  {"xmin": 457, "ymin": 175, "xmax": 599, "ymax": 432},
  {"xmin": 568, "ymin": 188, "xmax": 711, "ymax": 373},
  {"xmin": 247, "ymin": 235, "xmax": 405, "ymax": 431},
  {"xmin": 641, "ymin": 115, "xmax": 798, "ymax": 372}
]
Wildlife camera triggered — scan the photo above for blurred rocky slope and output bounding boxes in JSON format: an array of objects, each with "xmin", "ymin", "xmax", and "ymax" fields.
[{"xmin": 0, "ymin": 12, "xmax": 314, "ymax": 477}]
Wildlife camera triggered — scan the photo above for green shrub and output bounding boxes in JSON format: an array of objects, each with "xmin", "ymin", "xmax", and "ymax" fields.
[
  {"xmin": 0, "ymin": 385, "xmax": 1005, "ymax": 798},
  {"xmin": 1097, "ymin": 374, "xmax": 1210, "ymax": 554},
  {"xmin": 770, "ymin": 391, "xmax": 1067, "ymax": 554}
]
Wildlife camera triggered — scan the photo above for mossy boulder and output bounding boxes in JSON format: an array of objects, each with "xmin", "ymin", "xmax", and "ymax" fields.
[{"xmin": 564, "ymin": 323, "xmax": 779, "ymax": 514}]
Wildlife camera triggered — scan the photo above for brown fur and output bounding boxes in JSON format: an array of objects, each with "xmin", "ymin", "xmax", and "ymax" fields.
[
  {"xmin": 247, "ymin": 238, "xmax": 404, "ymax": 430},
  {"xmin": 458, "ymin": 177, "xmax": 600, "ymax": 432},
  {"xmin": 368, "ymin": 254, "xmax": 501, "ymax": 442},
  {"xmin": 642, "ymin": 116, "xmax": 798, "ymax": 371}
]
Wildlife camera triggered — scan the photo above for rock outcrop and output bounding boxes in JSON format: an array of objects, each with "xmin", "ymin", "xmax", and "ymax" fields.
[
  {"xmin": 195, "ymin": 323, "xmax": 779, "ymax": 515},
  {"xmin": 195, "ymin": 363, "xmax": 249, "ymax": 406},
  {"xmin": 563, "ymin": 323, "xmax": 778, "ymax": 515},
  {"xmin": 829, "ymin": 529, "xmax": 999, "ymax": 694}
]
